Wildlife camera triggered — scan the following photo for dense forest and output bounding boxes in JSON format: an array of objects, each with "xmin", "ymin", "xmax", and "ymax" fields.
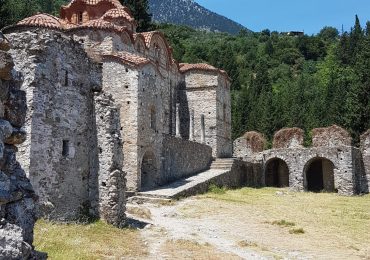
[{"xmin": 1, "ymin": 0, "xmax": 369, "ymax": 145}]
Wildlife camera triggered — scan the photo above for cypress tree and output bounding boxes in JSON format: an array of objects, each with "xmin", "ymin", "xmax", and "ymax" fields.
[{"xmin": 120, "ymin": 0, "xmax": 152, "ymax": 32}]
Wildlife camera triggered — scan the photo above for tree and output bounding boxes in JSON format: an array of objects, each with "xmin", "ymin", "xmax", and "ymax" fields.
[
  {"xmin": 318, "ymin": 26, "xmax": 339, "ymax": 42},
  {"xmin": 120, "ymin": 0, "xmax": 152, "ymax": 32}
]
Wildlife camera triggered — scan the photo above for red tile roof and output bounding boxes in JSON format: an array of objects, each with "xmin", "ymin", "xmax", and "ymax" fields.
[
  {"xmin": 102, "ymin": 7, "xmax": 135, "ymax": 22},
  {"xmin": 179, "ymin": 63, "xmax": 230, "ymax": 79},
  {"xmin": 18, "ymin": 14, "xmax": 64, "ymax": 29},
  {"xmin": 62, "ymin": 0, "xmax": 122, "ymax": 9},
  {"xmin": 102, "ymin": 52, "xmax": 151, "ymax": 67}
]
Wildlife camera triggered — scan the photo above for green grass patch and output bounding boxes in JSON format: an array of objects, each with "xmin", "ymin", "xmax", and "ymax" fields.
[
  {"xmin": 289, "ymin": 228, "xmax": 305, "ymax": 234},
  {"xmin": 208, "ymin": 184, "xmax": 227, "ymax": 194},
  {"xmin": 34, "ymin": 219, "xmax": 148, "ymax": 260},
  {"xmin": 271, "ymin": 220, "xmax": 296, "ymax": 227}
]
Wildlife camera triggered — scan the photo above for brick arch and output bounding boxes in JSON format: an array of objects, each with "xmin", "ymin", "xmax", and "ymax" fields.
[
  {"xmin": 303, "ymin": 157, "xmax": 337, "ymax": 193},
  {"xmin": 263, "ymin": 156, "xmax": 291, "ymax": 188}
]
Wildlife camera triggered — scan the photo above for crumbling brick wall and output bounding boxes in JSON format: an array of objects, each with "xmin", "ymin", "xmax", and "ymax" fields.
[
  {"xmin": 312, "ymin": 125, "xmax": 352, "ymax": 147},
  {"xmin": 0, "ymin": 33, "xmax": 38, "ymax": 259},
  {"xmin": 233, "ymin": 131, "xmax": 266, "ymax": 158},
  {"xmin": 273, "ymin": 128, "xmax": 304, "ymax": 149}
]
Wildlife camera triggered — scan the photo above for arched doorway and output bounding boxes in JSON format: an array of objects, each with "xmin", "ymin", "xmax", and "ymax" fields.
[
  {"xmin": 141, "ymin": 150, "xmax": 157, "ymax": 190},
  {"xmin": 305, "ymin": 158, "xmax": 335, "ymax": 192},
  {"xmin": 265, "ymin": 158, "xmax": 290, "ymax": 187}
]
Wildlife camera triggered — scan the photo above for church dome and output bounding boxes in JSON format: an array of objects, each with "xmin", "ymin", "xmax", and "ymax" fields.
[{"xmin": 18, "ymin": 14, "xmax": 63, "ymax": 29}]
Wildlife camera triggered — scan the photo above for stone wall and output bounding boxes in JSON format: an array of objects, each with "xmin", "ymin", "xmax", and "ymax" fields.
[
  {"xmin": 102, "ymin": 60, "xmax": 140, "ymax": 192},
  {"xmin": 0, "ymin": 33, "xmax": 38, "ymax": 259},
  {"xmin": 233, "ymin": 131, "xmax": 266, "ymax": 158},
  {"xmin": 161, "ymin": 135, "xmax": 212, "ymax": 184},
  {"xmin": 94, "ymin": 92, "xmax": 126, "ymax": 227},
  {"xmin": 260, "ymin": 146, "xmax": 361, "ymax": 195},
  {"xmin": 180, "ymin": 70, "xmax": 232, "ymax": 158},
  {"xmin": 6, "ymin": 29, "xmax": 102, "ymax": 221},
  {"xmin": 312, "ymin": 125, "xmax": 352, "ymax": 147},
  {"xmin": 273, "ymin": 128, "xmax": 304, "ymax": 149},
  {"xmin": 360, "ymin": 130, "xmax": 370, "ymax": 193}
]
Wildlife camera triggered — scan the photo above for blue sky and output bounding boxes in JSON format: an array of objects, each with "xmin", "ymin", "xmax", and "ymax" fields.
[{"xmin": 195, "ymin": 0, "xmax": 370, "ymax": 35}]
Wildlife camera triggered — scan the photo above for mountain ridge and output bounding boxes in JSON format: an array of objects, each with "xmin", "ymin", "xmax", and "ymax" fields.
[{"xmin": 149, "ymin": 0, "xmax": 250, "ymax": 35}]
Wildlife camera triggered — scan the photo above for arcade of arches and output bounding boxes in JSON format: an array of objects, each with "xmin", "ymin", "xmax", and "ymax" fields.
[
  {"xmin": 265, "ymin": 158, "xmax": 290, "ymax": 188},
  {"xmin": 305, "ymin": 158, "xmax": 336, "ymax": 193}
]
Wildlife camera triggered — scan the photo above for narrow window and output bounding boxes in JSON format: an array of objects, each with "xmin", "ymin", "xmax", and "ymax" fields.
[
  {"xmin": 223, "ymin": 104, "xmax": 227, "ymax": 122},
  {"xmin": 64, "ymin": 71, "xmax": 68, "ymax": 86},
  {"xmin": 78, "ymin": 12, "xmax": 83, "ymax": 24},
  {"xmin": 150, "ymin": 107, "xmax": 156, "ymax": 130},
  {"xmin": 62, "ymin": 140, "xmax": 70, "ymax": 157}
]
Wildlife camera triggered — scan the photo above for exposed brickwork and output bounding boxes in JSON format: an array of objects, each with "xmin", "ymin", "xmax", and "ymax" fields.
[
  {"xmin": 273, "ymin": 127, "xmax": 304, "ymax": 149},
  {"xmin": 312, "ymin": 125, "xmax": 352, "ymax": 147}
]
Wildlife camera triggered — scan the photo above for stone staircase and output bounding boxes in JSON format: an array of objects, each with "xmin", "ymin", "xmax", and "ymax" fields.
[{"xmin": 128, "ymin": 158, "xmax": 238, "ymax": 204}]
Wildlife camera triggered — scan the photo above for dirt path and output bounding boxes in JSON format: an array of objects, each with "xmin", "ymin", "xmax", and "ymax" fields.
[
  {"xmin": 127, "ymin": 192, "xmax": 370, "ymax": 260},
  {"xmin": 128, "ymin": 199, "xmax": 269, "ymax": 259}
]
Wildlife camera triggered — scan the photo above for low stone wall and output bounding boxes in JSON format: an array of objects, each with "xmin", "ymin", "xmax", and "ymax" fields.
[
  {"xmin": 161, "ymin": 135, "xmax": 212, "ymax": 184},
  {"xmin": 360, "ymin": 130, "xmax": 370, "ymax": 193},
  {"xmin": 0, "ymin": 34, "xmax": 38, "ymax": 259},
  {"xmin": 259, "ymin": 146, "xmax": 362, "ymax": 195}
]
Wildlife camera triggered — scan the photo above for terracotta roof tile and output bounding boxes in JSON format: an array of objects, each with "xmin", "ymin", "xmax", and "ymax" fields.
[
  {"xmin": 18, "ymin": 14, "xmax": 64, "ymax": 29},
  {"xmin": 102, "ymin": 7, "xmax": 134, "ymax": 22},
  {"xmin": 102, "ymin": 52, "xmax": 151, "ymax": 67},
  {"xmin": 179, "ymin": 63, "xmax": 230, "ymax": 79},
  {"xmin": 62, "ymin": 0, "xmax": 122, "ymax": 9}
]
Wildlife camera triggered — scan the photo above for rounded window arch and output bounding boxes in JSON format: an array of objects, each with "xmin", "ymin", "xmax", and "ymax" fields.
[
  {"xmin": 304, "ymin": 157, "xmax": 336, "ymax": 193},
  {"xmin": 264, "ymin": 158, "xmax": 290, "ymax": 187}
]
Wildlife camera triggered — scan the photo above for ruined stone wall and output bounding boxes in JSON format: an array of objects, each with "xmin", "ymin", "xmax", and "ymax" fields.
[
  {"xmin": 312, "ymin": 125, "xmax": 352, "ymax": 147},
  {"xmin": 273, "ymin": 128, "xmax": 304, "ymax": 149},
  {"xmin": 260, "ymin": 146, "xmax": 360, "ymax": 195},
  {"xmin": 102, "ymin": 60, "xmax": 139, "ymax": 192},
  {"xmin": 360, "ymin": 130, "xmax": 370, "ymax": 193},
  {"xmin": 0, "ymin": 34, "xmax": 38, "ymax": 259},
  {"xmin": 215, "ymin": 75, "xmax": 232, "ymax": 157},
  {"xmin": 6, "ymin": 29, "xmax": 102, "ymax": 220},
  {"xmin": 180, "ymin": 71, "xmax": 218, "ymax": 156},
  {"xmin": 233, "ymin": 131, "xmax": 266, "ymax": 158},
  {"xmin": 94, "ymin": 92, "xmax": 126, "ymax": 227},
  {"xmin": 161, "ymin": 135, "xmax": 212, "ymax": 184}
]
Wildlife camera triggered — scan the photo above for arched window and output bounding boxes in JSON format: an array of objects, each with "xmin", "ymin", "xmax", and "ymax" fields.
[
  {"xmin": 78, "ymin": 12, "xmax": 83, "ymax": 24},
  {"xmin": 150, "ymin": 107, "xmax": 156, "ymax": 130}
]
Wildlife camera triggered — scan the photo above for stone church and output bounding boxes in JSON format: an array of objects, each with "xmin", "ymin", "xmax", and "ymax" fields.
[{"xmin": 3, "ymin": 0, "xmax": 232, "ymax": 223}]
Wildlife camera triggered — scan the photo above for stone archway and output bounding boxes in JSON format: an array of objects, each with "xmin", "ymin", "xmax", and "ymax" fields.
[
  {"xmin": 264, "ymin": 158, "xmax": 290, "ymax": 187},
  {"xmin": 304, "ymin": 158, "xmax": 336, "ymax": 192},
  {"xmin": 141, "ymin": 150, "xmax": 157, "ymax": 190}
]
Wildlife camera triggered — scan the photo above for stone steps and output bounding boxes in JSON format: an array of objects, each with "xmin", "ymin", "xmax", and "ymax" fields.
[{"xmin": 128, "ymin": 159, "xmax": 238, "ymax": 203}]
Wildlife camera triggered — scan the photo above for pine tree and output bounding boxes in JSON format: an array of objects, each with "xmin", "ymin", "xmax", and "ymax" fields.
[{"xmin": 120, "ymin": 0, "xmax": 152, "ymax": 32}]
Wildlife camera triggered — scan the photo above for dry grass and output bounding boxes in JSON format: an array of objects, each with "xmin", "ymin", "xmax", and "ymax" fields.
[
  {"xmin": 162, "ymin": 239, "xmax": 242, "ymax": 260},
  {"xmin": 34, "ymin": 220, "xmax": 148, "ymax": 260},
  {"xmin": 178, "ymin": 188, "xmax": 370, "ymax": 259}
]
